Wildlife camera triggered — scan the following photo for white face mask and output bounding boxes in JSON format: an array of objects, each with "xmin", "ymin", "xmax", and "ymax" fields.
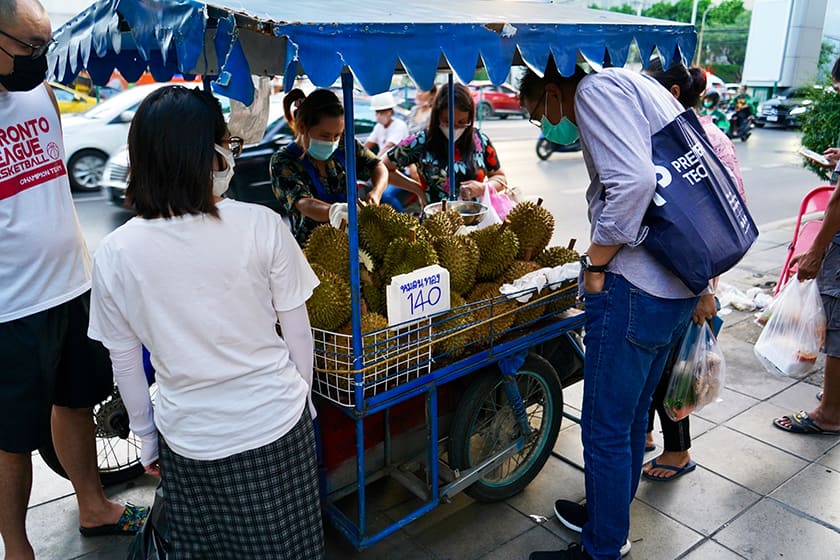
[
  {"xmin": 440, "ymin": 125, "xmax": 467, "ymax": 142},
  {"xmin": 212, "ymin": 144, "xmax": 235, "ymax": 197}
]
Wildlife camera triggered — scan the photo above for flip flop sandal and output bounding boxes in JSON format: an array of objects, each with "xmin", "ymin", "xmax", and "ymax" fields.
[
  {"xmin": 79, "ymin": 503, "xmax": 150, "ymax": 537},
  {"xmin": 817, "ymin": 391, "xmax": 823, "ymax": 401},
  {"xmin": 772, "ymin": 410, "xmax": 840, "ymax": 436},
  {"xmin": 642, "ymin": 458, "xmax": 696, "ymax": 482},
  {"xmin": 645, "ymin": 444, "xmax": 656, "ymax": 452}
]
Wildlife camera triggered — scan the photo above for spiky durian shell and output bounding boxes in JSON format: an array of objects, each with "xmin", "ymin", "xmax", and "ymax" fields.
[
  {"xmin": 434, "ymin": 235, "xmax": 479, "ymax": 295},
  {"xmin": 358, "ymin": 204, "xmax": 419, "ymax": 261},
  {"xmin": 304, "ymin": 224, "xmax": 350, "ymax": 280},
  {"xmin": 470, "ymin": 224, "xmax": 519, "ymax": 281},
  {"xmin": 381, "ymin": 234, "xmax": 439, "ymax": 284},
  {"xmin": 536, "ymin": 246, "xmax": 580, "ymax": 268},
  {"xmin": 466, "ymin": 282, "xmax": 517, "ymax": 345},
  {"xmin": 433, "ymin": 293, "xmax": 472, "ymax": 358},
  {"xmin": 501, "ymin": 260, "xmax": 542, "ymax": 284},
  {"xmin": 507, "ymin": 201, "xmax": 555, "ymax": 259},
  {"xmin": 422, "ymin": 209, "xmax": 464, "ymax": 241},
  {"xmin": 306, "ymin": 263, "xmax": 351, "ymax": 331}
]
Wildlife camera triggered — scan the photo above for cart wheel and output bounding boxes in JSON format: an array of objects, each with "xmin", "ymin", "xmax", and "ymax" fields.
[
  {"xmin": 38, "ymin": 385, "xmax": 154, "ymax": 487},
  {"xmin": 448, "ymin": 354, "xmax": 563, "ymax": 502}
]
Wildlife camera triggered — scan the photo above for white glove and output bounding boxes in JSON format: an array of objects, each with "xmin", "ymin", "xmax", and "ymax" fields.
[
  {"xmin": 329, "ymin": 202, "xmax": 348, "ymax": 229},
  {"xmin": 140, "ymin": 432, "xmax": 160, "ymax": 467}
]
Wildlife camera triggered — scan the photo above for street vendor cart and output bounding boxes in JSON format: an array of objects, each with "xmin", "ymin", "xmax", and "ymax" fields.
[{"xmin": 44, "ymin": 0, "xmax": 696, "ymax": 550}]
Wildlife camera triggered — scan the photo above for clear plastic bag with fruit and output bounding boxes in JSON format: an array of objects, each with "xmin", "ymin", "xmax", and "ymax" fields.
[
  {"xmin": 754, "ymin": 279, "xmax": 826, "ymax": 377},
  {"xmin": 664, "ymin": 321, "xmax": 726, "ymax": 422}
]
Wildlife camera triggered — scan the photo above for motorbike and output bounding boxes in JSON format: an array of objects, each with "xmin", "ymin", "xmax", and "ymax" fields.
[
  {"xmin": 536, "ymin": 134, "xmax": 582, "ymax": 160},
  {"xmin": 727, "ymin": 107, "xmax": 754, "ymax": 142}
]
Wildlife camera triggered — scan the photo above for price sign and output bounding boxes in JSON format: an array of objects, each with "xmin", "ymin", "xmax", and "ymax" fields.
[{"xmin": 386, "ymin": 265, "xmax": 451, "ymax": 326}]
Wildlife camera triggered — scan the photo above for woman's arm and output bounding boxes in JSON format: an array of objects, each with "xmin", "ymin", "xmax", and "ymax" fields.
[
  {"xmin": 276, "ymin": 304, "xmax": 317, "ymax": 417},
  {"xmin": 367, "ymin": 161, "xmax": 388, "ymax": 205},
  {"xmin": 110, "ymin": 344, "xmax": 159, "ymax": 474},
  {"xmin": 294, "ymin": 197, "xmax": 331, "ymax": 223},
  {"xmin": 381, "ymin": 153, "xmax": 426, "ymax": 204}
]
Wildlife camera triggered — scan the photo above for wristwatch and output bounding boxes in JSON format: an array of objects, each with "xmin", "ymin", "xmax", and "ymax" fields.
[{"xmin": 580, "ymin": 254, "xmax": 608, "ymax": 273}]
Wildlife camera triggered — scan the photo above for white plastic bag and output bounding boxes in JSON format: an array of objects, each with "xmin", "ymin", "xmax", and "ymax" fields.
[
  {"xmin": 475, "ymin": 182, "xmax": 502, "ymax": 229},
  {"xmin": 663, "ymin": 321, "xmax": 726, "ymax": 421},
  {"xmin": 754, "ymin": 279, "xmax": 826, "ymax": 377}
]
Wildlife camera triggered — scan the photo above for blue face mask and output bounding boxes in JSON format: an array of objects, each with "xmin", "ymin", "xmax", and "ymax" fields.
[
  {"xmin": 307, "ymin": 138, "xmax": 339, "ymax": 161},
  {"xmin": 540, "ymin": 93, "xmax": 579, "ymax": 145}
]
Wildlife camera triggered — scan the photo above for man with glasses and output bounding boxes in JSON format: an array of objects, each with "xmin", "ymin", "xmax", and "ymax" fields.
[
  {"xmin": 1, "ymin": 1, "xmax": 148, "ymax": 557},
  {"xmin": 519, "ymin": 60, "xmax": 700, "ymax": 560}
]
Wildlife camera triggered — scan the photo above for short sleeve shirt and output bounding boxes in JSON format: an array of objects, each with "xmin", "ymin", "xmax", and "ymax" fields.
[
  {"xmin": 366, "ymin": 119, "xmax": 409, "ymax": 152},
  {"xmin": 271, "ymin": 139, "xmax": 380, "ymax": 246},
  {"xmin": 386, "ymin": 129, "xmax": 501, "ymax": 204}
]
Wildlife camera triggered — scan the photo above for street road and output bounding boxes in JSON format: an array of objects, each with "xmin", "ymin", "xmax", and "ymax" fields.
[{"xmin": 71, "ymin": 119, "xmax": 821, "ymax": 253}]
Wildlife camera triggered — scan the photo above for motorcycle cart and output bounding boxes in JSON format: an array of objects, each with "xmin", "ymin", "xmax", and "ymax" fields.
[{"xmin": 48, "ymin": 0, "xmax": 696, "ymax": 550}]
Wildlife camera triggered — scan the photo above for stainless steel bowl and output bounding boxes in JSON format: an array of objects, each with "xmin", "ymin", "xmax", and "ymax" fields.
[{"xmin": 422, "ymin": 200, "xmax": 488, "ymax": 226}]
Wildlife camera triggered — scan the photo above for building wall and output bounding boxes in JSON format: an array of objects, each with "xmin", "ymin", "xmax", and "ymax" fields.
[{"xmin": 43, "ymin": 0, "xmax": 94, "ymax": 29}]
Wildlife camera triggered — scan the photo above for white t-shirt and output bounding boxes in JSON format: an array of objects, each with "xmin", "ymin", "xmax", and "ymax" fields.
[
  {"xmin": 88, "ymin": 199, "xmax": 319, "ymax": 460},
  {"xmin": 366, "ymin": 118, "xmax": 409, "ymax": 153},
  {"xmin": 0, "ymin": 83, "xmax": 91, "ymax": 322}
]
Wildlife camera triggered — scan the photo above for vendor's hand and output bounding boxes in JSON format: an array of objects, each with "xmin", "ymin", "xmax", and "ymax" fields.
[
  {"xmin": 582, "ymin": 271, "xmax": 605, "ymax": 294},
  {"xmin": 791, "ymin": 249, "xmax": 823, "ymax": 280},
  {"xmin": 365, "ymin": 191, "xmax": 381, "ymax": 206},
  {"xmin": 459, "ymin": 180, "xmax": 484, "ymax": 200},
  {"xmin": 692, "ymin": 293, "xmax": 717, "ymax": 325},
  {"xmin": 823, "ymin": 147, "xmax": 840, "ymax": 167},
  {"xmin": 328, "ymin": 202, "xmax": 349, "ymax": 228}
]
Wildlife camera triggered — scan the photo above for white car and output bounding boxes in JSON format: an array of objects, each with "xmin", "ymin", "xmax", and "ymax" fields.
[{"xmin": 61, "ymin": 83, "xmax": 171, "ymax": 191}]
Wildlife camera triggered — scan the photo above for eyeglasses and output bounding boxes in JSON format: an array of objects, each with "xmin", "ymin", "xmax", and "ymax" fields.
[
  {"xmin": 0, "ymin": 29, "xmax": 54, "ymax": 59},
  {"xmin": 527, "ymin": 91, "xmax": 547, "ymax": 128},
  {"xmin": 228, "ymin": 136, "xmax": 243, "ymax": 157}
]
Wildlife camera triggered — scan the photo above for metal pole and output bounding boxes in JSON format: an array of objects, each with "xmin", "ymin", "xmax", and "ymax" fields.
[
  {"xmin": 447, "ymin": 73, "xmax": 456, "ymax": 201},
  {"xmin": 690, "ymin": 0, "xmax": 699, "ymax": 26},
  {"xmin": 696, "ymin": 6, "xmax": 713, "ymax": 67}
]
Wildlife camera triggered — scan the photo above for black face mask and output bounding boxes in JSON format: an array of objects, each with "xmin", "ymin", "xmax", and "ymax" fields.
[{"xmin": 0, "ymin": 50, "xmax": 48, "ymax": 92}]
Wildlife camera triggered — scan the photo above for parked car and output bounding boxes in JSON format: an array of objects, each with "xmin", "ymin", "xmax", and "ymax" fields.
[
  {"xmin": 468, "ymin": 81, "xmax": 527, "ymax": 120},
  {"xmin": 102, "ymin": 101, "xmax": 379, "ymax": 210},
  {"xmin": 48, "ymin": 82, "xmax": 98, "ymax": 114},
  {"xmin": 755, "ymin": 87, "xmax": 817, "ymax": 128}
]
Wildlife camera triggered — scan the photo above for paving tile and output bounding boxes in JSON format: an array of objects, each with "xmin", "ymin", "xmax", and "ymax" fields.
[
  {"xmin": 768, "ymin": 379, "xmax": 829, "ymax": 412},
  {"xmin": 727, "ymin": 401, "xmax": 840, "ymax": 461},
  {"xmin": 552, "ymin": 423, "xmax": 583, "ymax": 469},
  {"xmin": 818, "ymin": 441, "xmax": 840, "ymax": 471},
  {"xmin": 479, "ymin": 525, "xmax": 573, "ymax": 560},
  {"xmin": 623, "ymin": 500, "xmax": 703, "ymax": 559},
  {"xmin": 30, "ymin": 452, "xmax": 76, "ymax": 507},
  {"xmin": 692, "ymin": 387, "xmax": 759, "ymax": 425},
  {"xmin": 715, "ymin": 498, "xmax": 840, "ymax": 560},
  {"xmin": 404, "ymin": 501, "xmax": 534, "ymax": 560},
  {"xmin": 635, "ymin": 466, "xmax": 760, "ymax": 536},
  {"xmin": 690, "ymin": 426, "xmax": 808, "ymax": 495},
  {"xmin": 679, "ymin": 539, "xmax": 747, "ymax": 560},
  {"xmin": 507, "ymin": 455, "xmax": 585, "ymax": 521},
  {"xmin": 720, "ymin": 336, "xmax": 798, "ymax": 400},
  {"xmin": 770, "ymin": 463, "xmax": 840, "ymax": 531},
  {"xmin": 324, "ymin": 523, "xmax": 433, "ymax": 560},
  {"xmin": 648, "ymin": 413, "xmax": 715, "ymax": 447},
  {"xmin": 563, "ymin": 382, "xmax": 584, "ymax": 412}
]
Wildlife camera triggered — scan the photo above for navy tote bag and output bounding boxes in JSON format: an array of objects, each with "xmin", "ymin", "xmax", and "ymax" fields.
[{"xmin": 641, "ymin": 109, "xmax": 758, "ymax": 294}]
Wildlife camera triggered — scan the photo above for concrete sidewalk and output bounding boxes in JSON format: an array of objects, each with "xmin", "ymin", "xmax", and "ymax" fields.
[{"xmin": 9, "ymin": 219, "xmax": 840, "ymax": 560}]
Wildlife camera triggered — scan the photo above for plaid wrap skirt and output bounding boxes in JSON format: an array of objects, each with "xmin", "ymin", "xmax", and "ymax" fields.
[{"xmin": 158, "ymin": 407, "xmax": 324, "ymax": 559}]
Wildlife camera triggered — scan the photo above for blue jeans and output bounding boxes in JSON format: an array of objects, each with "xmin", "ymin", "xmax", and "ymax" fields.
[{"xmin": 580, "ymin": 273, "xmax": 696, "ymax": 560}]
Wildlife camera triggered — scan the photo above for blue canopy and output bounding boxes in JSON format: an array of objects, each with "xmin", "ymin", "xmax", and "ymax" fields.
[{"xmin": 49, "ymin": 0, "xmax": 696, "ymax": 105}]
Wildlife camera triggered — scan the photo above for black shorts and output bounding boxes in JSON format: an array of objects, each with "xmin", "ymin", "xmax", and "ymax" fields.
[{"xmin": 0, "ymin": 291, "xmax": 113, "ymax": 453}]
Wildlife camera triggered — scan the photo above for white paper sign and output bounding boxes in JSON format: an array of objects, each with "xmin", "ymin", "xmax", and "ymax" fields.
[{"xmin": 386, "ymin": 265, "xmax": 451, "ymax": 326}]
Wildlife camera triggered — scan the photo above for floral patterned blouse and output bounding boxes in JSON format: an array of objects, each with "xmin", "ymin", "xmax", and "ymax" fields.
[
  {"xmin": 386, "ymin": 129, "xmax": 501, "ymax": 204},
  {"xmin": 271, "ymin": 139, "xmax": 379, "ymax": 246}
]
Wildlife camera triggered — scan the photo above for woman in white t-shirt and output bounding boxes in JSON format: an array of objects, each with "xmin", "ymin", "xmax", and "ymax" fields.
[{"xmin": 87, "ymin": 86, "xmax": 325, "ymax": 559}]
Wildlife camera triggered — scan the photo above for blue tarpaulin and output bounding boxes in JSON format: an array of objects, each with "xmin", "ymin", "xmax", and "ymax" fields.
[{"xmin": 49, "ymin": 0, "xmax": 697, "ymax": 104}]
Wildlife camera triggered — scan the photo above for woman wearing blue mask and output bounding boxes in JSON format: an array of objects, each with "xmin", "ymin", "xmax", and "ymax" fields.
[
  {"xmin": 271, "ymin": 88, "xmax": 388, "ymax": 246},
  {"xmin": 381, "ymin": 82, "xmax": 509, "ymax": 206}
]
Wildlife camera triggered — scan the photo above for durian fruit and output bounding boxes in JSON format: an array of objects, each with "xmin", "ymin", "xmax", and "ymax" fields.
[
  {"xmin": 326, "ymin": 313, "xmax": 391, "ymax": 393},
  {"xmin": 361, "ymin": 270, "xmax": 387, "ymax": 316},
  {"xmin": 467, "ymin": 282, "xmax": 517, "ymax": 346},
  {"xmin": 306, "ymin": 263, "xmax": 351, "ymax": 331},
  {"xmin": 501, "ymin": 260, "xmax": 542, "ymax": 284},
  {"xmin": 536, "ymin": 245, "xmax": 580, "ymax": 269},
  {"xmin": 422, "ymin": 206, "xmax": 464, "ymax": 241},
  {"xmin": 381, "ymin": 229, "xmax": 438, "ymax": 284},
  {"xmin": 358, "ymin": 203, "xmax": 420, "ymax": 262},
  {"xmin": 501, "ymin": 260, "xmax": 546, "ymax": 326},
  {"xmin": 506, "ymin": 199, "xmax": 555, "ymax": 259},
  {"xmin": 470, "ymin": 222, "xmax": 519, "ymax": 281},
  {"xmin": 434, "ymin": 235, "xmax": 479, "ymax": 295},
  {"xmin": 432, "ymin": 292, "xmax": 473, "ymax": 358},
  {"xmin": 304, "ymin": 224, "xmax": 350, "ymax": 280}
]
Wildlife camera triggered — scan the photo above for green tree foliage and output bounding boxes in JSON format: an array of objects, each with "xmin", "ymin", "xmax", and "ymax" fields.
[
  {"xmin": 644, "ymin": 0, "xmax": 710, "ymax": 23},
  {"xmin": 817, "ymin": 40, "xmax": 839, "ymax": 85},
  {"xmin": 800, "ymin": 88, "xmax": 840, "ymax": 180},
  {"xmin": 588, "ymin": 2, "xmax": 635, "ymax": 14}
]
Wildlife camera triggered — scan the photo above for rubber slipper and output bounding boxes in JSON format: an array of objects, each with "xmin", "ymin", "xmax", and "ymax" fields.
[
  {"xmin": 817, "ymin": 391, "xmax": 823, "ymax": 401},
  {"xmin": 772, "ymin": 410, "xmax": 840, "ymax": 436},
  {"xmin": 642, "ymin": 458, "xmax": 696, "ymax": 482},
  {"xmin": 645, "ymin": 444, "xmax": 656, "ymax": 452},
  {"xmin": 79, "ymin": 503, "xmax": 149, "ymax": 537}
]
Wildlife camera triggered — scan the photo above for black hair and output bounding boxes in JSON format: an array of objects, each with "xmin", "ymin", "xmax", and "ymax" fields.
[
  {"xmin": 518, "ymin": 59, "xmax": 588, "ymax": 108},
  {"xmin": 292, "ymin": 88, "xmax": 344, "ymax": 138},
  {"xmin": 282, "ymin": 88, "xmax": 306, "ymax": 134},
  {"xmin": 704, "ymin": 91, "xmax": 720, "ymax": 107},
  {"xmin": 425, "ymin": 82, "xmax": 476, "ymax": 160},
  {"xmin": 832, "ymin": 57, "xmax": 840, "ymax": 83},
  {"xmin": 645, "ymin": 58, "xmax": 703, "ymax": 109},
  {"xmin": 0, "ymin": 0, "xmax": 17, "ymax": 22},
  {"xmin": 126, "ymin": 86, "xmax": 225, "ymax": 219}
]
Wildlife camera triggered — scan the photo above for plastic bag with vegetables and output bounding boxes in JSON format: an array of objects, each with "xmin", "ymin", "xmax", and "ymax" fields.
[
  {"xmin": 664, "ymin": 321, "xmax": 726, "ymax": 422},
  {"xmin": 754, "ymin": 279, "xmax": 826, "ymax": 377}
]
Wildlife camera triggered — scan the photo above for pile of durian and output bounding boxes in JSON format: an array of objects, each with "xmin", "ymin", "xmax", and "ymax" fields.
[{"xmin": 304, "ymin": 199, "xmax": 579, "ymax": 377}]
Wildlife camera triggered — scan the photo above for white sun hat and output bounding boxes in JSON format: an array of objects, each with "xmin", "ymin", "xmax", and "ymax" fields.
[{"xmin": 370, "ymin": 91, "xmax": 397, "ymax": 111}]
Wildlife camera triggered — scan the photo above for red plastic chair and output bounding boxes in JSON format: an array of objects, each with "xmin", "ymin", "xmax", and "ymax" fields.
[{"xmin": 775, "ymin": 185, "xmax": 836, "ymax": 295}]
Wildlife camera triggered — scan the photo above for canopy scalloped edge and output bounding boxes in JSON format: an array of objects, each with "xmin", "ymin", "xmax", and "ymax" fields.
[{"xmin": 48, "ymin": 0, "xmax": 696, "ymax": 104}]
